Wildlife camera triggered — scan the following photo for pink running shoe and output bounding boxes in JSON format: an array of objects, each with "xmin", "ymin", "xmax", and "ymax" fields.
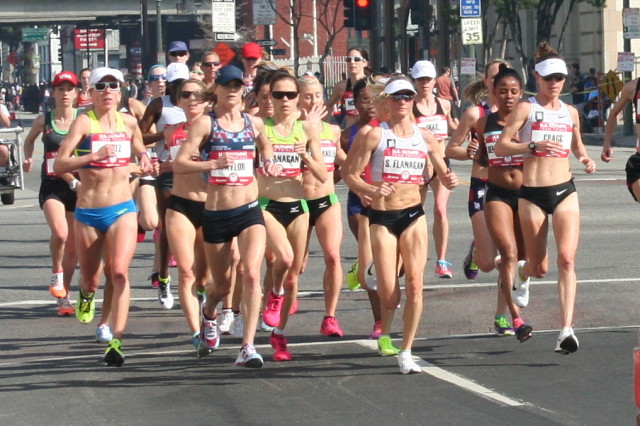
[
  {"xmin": 320, "ymin": 316, "xmax": 344, "ymax": 337},
  {"xmin": 168, "ymin": 255, "xmax": 177, "ymax": 268},
  {"xmin": 370, "ymin": 320, "xmax": 383, "ymax": 339},
  {"xmin": 270, "ymin": 332, "xmax": 292, "ymax": 361},
  {"xmin": 263, "ymin": 292, "xmax": 283, "ymax": 327}
]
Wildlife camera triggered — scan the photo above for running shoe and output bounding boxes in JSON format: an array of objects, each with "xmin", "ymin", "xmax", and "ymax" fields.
[
  {"xmin": 236, "ymin": 343, "xmax": 264, "ymax": 368},
  {"xmin": 555, "ymin": 327, "xmax": 579, "ymax": 355},
  {"xmin": 270, "ymin": 332, "xmax": 292, "ymax": 361},
  {"xmin": 136, "ymin": 224, "xmax": 146, "ymax": 243},
  {"xmin": 377, "ymin": 336, "xmax": 400, "ymax": 356},
  {"xmin": 152, "ymin": 227, "xmax": 160, "ymax": 243},
  {"xmin": 494, "ymin": 255, "xmax": 502, "ymax": 269},
  {"xmin": 462, "ymin": 242, "xmax": 479, "ymax": 280},
  {"xmin": 346, "ymin": 260, "xmax": 361, "ymax": 290},
  {"xmin": 364, "ymin": 261, "xmax": 377, "ymax": 291},
  {"xmin": 231, "ymin": 313, "xmax": 244, "ymax": 337},
  {"xmin": 262, "ymin": 292, "xmax": 283, "ymax": 327},
  {"xmin": 398, "ymin": 351, "xmax": 421, "ymax": 375},
  {"xmin": 370, "ymin": 320, "xmax": 383, "ymax": 339},
  {"xmin": 289, "ymin": 297, "xmax": 298, "ymax": 315},
  {"xmin": 435, "ymin": 260, "xmax": 453, "ymax": 279},
  {"xmin": 57, "ymin": 297, "xmax": 75, "ymax": 316},
  {"xmin": 218, "ymin": 309, "xmax": 235, "ymax": 335},
  {"xmin": 515, "ymin": 323, "xmax": 533, "ymax": 343},
  {"xmin": 199, "ymin": 311, "xmax": 220, "ymax": 355},
  {"xmin": 192, "ymin": 332, "xmax": 201, "ymax": 351},
  {"xmin": 493, "ymin": 316, "xmax": 515, "ymax": 336},
  {"xmin": 168, "ymin": 254, "xmax": 178, "ymax": 268},
  {"xmin": 149, "ymin": 272, "xmax": 160, "ymax": 289},
  {"xmin": 104, "ymin": 338, "xmax": 125, "ymax": 367},
  {"xmin": 96, "ymin": 323, "xmax": 113, "ymax": 343},
  {"xmin": 157, "ymin": 276, "xmax": 174, "ymax": 309},
  {"xmin": 49, "ymin": 272, "xmax": 66, "ymax": 298},
  {"xmin": 258, "ymin": 314, "xmax": 274, "ymax": 332},
  {"xmin": 75, "ymin": 291, "xmax": 95, "ymax": 324},
  {"xmin": 320, "ymin": 316, "xmax": 344, "ymax": 337},
  {"xmin": 513, "ymin": 260, "xmax": 531, "ymax": 308}
]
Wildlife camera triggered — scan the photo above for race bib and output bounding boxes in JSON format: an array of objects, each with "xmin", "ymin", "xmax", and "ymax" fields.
[
  {"xmin": 530, "ymin": 122, "xmax": 572, "ymax": 158},
  {"xmin": 485, "ymin": 131, "xmax": 523, "ymax": 167},
  {"xmin": 344, "ymin": 91, "xmax": 357, "ymax": 116},
  {"xmin": 269, "ymin": 144, "xmax": 302, "ymax": 177},
  {"xmin": 209, "ymin": 150, "xmax": 254, "ymax": 186},
  {"xmin": 382, "ymin": 147, "xmax": 427, "ymax": 184},
  {"xmin": 416, "ymin": 114, "xmax": 448, "ymax": 141},
  {"xmin": 89, "ymin": 132, "xmax": 131, "ymax": 167},
  {"xmin": 45, "ymin": 151, "xmax": 57, "ymax": 176},
  {"xmin": 320, "ymin": 140, "xmax": 337, "ymax": 172}
]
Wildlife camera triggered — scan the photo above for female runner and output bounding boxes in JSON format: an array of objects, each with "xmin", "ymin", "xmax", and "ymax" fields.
[
  {"xmin": 327, "ymin": 47, "xmax": 369, "ymax": 128},
  {"xmin": 495, "ymin": 43, "xmax": 596, "ymax": 354}
]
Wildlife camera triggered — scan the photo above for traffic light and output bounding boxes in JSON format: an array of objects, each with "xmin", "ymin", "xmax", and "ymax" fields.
[
  {"xmin": 344, "ymin": 0, "xmax": 355, "ymax": 28},
  {"xmin": 354, "ymin": 0, "xmax": 373, "ymax": 31}
]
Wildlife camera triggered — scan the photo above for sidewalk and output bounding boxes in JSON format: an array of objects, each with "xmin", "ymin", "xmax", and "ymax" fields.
[{"xmin": 582, "ymin": 124, "xmax": 637, "ymax": 148}]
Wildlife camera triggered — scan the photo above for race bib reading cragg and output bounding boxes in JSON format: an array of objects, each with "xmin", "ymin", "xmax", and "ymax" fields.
[
  {"xmin": 89, "ymin": 132, "xmax": 131, "ymax": 167},
  {"xmin": 209, "ymin": 150, "xmax": 254, "ymax": 186},
  {"xmin": 530, "ymin": 122, "xmax": 572, "ymax": 158},
  {"xmin": 485, "ymin": 131, "xmax": 523, "ymax": 167},
  {"xmin": 382, "ymin": 147, "xmax": 427, "ymax": 184}
]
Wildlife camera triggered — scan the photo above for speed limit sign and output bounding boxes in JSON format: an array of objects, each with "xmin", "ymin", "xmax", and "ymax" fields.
[{"xmin": 462, "ymin": 18, "xmax": 483, "ymax": 45}]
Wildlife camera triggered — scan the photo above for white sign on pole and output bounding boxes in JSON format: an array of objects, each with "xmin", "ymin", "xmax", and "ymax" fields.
[
  {"xmin": 617, "ymin": 52, "xmax": 636, "ymax": 72},
  {"xmin": 461, "ymin": 18, "xmax": 483, "ymax": 45},
  {"xmin": 212, "ymin": 0, "xmax": 236, "ymax": 35},
  {"xmin": 253, "ymin": 0, "xmax": 276, "ymax": 26},
  {"xmin": 623, "ymin": 8, "xmax": 640, "ymax": 39},
  {"xmin": 460, "ymin": 58, "xmax": 476, "ymax": 75}
]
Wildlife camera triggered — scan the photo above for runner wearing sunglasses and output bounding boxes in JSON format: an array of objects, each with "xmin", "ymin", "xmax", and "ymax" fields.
[
  {"xmin": 201, "ymin": 51, "xmax": 221, "ymax": 88},
  {"xmin": 495, "ymin": 42, "xmax": 596, "ymax": 355},
  {"xmin": 54, "ymin": 67, "xmax": 152, "ymax": 366},
  {"xmin": 326, "ymin": 48, "xmax": 369, "ymax": 129}
]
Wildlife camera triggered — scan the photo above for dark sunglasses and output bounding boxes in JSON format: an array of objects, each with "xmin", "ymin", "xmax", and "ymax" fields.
[
  {"xmin": 149, "ymin": 74, "xmax": 167, "ymax": 82},
  {"xmin": 179, "ymin": 90, "xmax": 203, "ymax": 100},
  {"xmin": 93, "ymin": 82, "xmax": 120, "ymax": 92},
  {"xmin": 345, "ymin": 56, "xmax": 365, "ymax": 63},
  {"xmin": 202, "ymin": 61, "xmax": 221, "ymax": 67},
  {"xmin": 271, "ymin": 91, "xmax": 298, "ymax": 100},
  {"xmin": 389, "ymin": 93, "xmax": 415, "ymax": 101},
  {"xmin": 170, "ymin": 51, "xmax": 188, "ymax": 57},
  {"xmin": 542, "ymin": 73, "xmax": 566, "ymax": 82}
]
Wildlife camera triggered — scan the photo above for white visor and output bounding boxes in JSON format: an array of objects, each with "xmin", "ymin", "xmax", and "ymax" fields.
[
  {"xmin": 534, "ymin": 58, "xmax": 568, "ymax": 77},
  {"xmin": 383, "ymin": 79, "xmax": 417, "ymax": 95}
]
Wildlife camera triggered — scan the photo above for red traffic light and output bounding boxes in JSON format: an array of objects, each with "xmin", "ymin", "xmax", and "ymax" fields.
[{"xmin": 356, "ymin": 0, "xmax": 369, "ymax": 6}]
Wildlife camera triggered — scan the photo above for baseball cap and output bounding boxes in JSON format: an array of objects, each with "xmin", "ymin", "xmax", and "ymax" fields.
[
  {"xmin": 534, "ymin": 58, "xmax": 568, "ymax": 76},
  {"xmin": 383, "ymin": 79, "xmax": 417, "ymax": 95},
  {"xmin": 216, "ymin": 65, "xmax": 244, "ymax": 85},
  {"xmin": 166, "ymin": 63, "xmax": 190, "ymax": 82},
  {"xmin": 168, "ymin": 41, "xmax": 189, "ymax": 53},
  {"xmin": 411, "ymin": 60, "xmax": 436, "ymax": 79},
  {"xmin": 241, "ymin": 42, "xmax": 262, "ymax": 59},
  {"xmin": 89, "ymin": 67, "xmax": 125, "ymax": 88},
  {"xmin": 52, "ymin": 71, "xmax": 79, "ymax": 87}
]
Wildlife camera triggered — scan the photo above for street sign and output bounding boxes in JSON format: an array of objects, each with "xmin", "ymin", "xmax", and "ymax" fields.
[
  {"xmin": 623, "ymin": 8, "xmax": 640, "ymax": 39},
  {"xmin": 460, "ymin": 58, "xmax": 476, "ymax": 75},
  {"xmin": 21, "ymin": 28, "xmax": 49, "ymax": 42},
  {"xmin": 461, "ymin": 18, "xmax": 483, "ymax": 45},
  {"xmin": 600, "ymin": 70, "xmax": 623, "ymax": 100},
  {"xmin": 215, "ymin": 33, "xmax": 238, "ymax": 41},
  {"xmin": 460, "ymin": 0, "xmax": 481, "ymax": 18},
  {"xmin": 253, "ymin": 0, "xmax": 276, "ymax": 26},
  {"xmin": 213, "ymin": 42, "xmax": 236, "ymax": 66},
  {"xmin": 256, "ymin": 39, "xmax": 277, "ymax": 47},
  {"xmin": 617, "ymin": 52, "xmax": 635, "ymax": 72},
  {"xmin": 74, "ymin": 29, "xmax": 105, "ymax": 50},
  {"xmin": 271, "ymin": 48, "xmax": 286, "ymax": 56},
  {"xmin": 212, "ymin": 0, "xmax": 236, "ymax": 34}
]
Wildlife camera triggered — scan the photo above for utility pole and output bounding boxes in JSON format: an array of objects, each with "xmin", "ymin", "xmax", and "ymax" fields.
[
  {"xmin": 156, "ymin": 0, "xmax": 163, "ymax": 64},
  {"xmin": 141, "ymin": 0, "xmax": 151, "ymax": 70},
  {"xmin": 624, "ymin": 0, "xmax": 634, "ymax": 136}
]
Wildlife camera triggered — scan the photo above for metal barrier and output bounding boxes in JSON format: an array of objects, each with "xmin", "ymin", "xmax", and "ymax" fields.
[{"xmin": 0, "ymin": 127, "xmax": 25, "ymax": 194}]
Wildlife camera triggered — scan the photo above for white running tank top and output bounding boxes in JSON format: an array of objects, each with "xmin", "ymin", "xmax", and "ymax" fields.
[
  {"xmin": 155, "ymin": 95, "xmax": 186, "ymax": 162},
  {"xmin": 370, "ymin": 122, "xmax": 428, "ymax": 184},
  {"xmin": 519, "ymin": 97, "xmax": 574, "ymax": 158}
]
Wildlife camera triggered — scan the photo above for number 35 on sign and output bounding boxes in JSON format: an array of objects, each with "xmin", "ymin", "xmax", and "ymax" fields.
[{"xmin": 462, "ymin": 18, "xmax": 483, "ymax": 45}]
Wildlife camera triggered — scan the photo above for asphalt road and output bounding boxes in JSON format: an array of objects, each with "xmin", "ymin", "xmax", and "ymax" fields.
[{"xmin": 1, "ymin": 113, "xmax": 639, "ymax": 425}]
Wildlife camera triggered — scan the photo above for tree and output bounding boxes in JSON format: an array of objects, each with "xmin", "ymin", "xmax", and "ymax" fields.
[{"xmin": 314, "ymin": 0, "xmax": 345, "ymax": 82}]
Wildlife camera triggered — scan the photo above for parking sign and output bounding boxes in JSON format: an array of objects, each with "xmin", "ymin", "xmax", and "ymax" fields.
[{"xmin": 460, "ymin": 0, "xmax": 481, "ymax": 18}]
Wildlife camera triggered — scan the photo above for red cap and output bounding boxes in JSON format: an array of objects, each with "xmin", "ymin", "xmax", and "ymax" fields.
[
  {"xmin": 241, "ymin": 42, "xmax": 262, "ymax": 59},
  {"xmin": 52, "ymin": 71, "xmax": 78, "ymax": 87}
]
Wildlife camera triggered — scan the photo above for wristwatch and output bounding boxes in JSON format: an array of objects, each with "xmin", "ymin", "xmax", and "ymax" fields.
[
  {"xmin": 69, "ymin": 179, "xmax": 79, "ymax": 191},
  {"xmin": 528, "ymin": 142, "xmax": 537, "ymax": 153}
]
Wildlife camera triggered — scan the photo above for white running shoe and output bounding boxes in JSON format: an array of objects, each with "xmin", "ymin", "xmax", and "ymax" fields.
[
  {"xmin": 555, "ymin": 327, "xmax": 579, "ymax": 354},
  {"xmin": 258, "ymin": 314, "xmax": 274, "ymax": 332},
  {"xmin": 235, "ymin": 343, "xmax": 264, "ymax": 368},
  {"xmin": 218, "ymin": 309, "xmax": 235, "ymax": 335},
  {"xmin": 231, "ymin": 313, "xmax": 244, "ymax": 337},
  {"xmin": 398, "ymin": 351, "xmax": 421, "ymax": 374},
  {"xmin": 512, "ymin": 260, "xmax": 530, "ymax": 308},
  {"xmin": 49, "ymin": 272, "xmax": 66, "ymax": 298},
  {"xmin": 157, "ymin": 276, "xmax": 174, "ymax": 309},
  {"xmin": 364, "ymin": 261, "xmax": 377, "ymax": 291},
  {"xmin": 95, "ymin": 324, "xmax": 113, "ymax": 343}
]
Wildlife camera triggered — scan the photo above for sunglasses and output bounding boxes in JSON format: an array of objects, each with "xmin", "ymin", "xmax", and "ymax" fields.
[
  {"xmin": 389, "ymin": 93, "xmax": 415, "ymax": 101},
  {"xmin": 179, "ymin": 90, "xmax": 203, "ymax": 100},
  {"xmin": 202, "ymin": 61, "xmax": 221, "ymax": 67},
  {"xmin": 193, "ymin": 71, "xmax": 204, "ymax": 75},
  {"xmin": 542, "ymin": 73, "xmax": 566, "ymax": 82},
  {"xmin": 93, "ymin": 82, "xmax": 120, "ymax": 92},
  {"xmin": 271, "ymin": 91, "xmax": 298, "ymax": 100},
  {"xmin": 149, "ymin": 74, "xmax": 167, "ymax": 82},
  {"xmin": 345, "ymin": 56, "xmax": 365, "ymax": 63},
  {"xmin": 170, "ymin": 51, "xmax": 188, "ymax": 57}
]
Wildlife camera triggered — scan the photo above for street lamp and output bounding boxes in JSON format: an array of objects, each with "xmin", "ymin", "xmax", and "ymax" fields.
[{"xmin": 156, "ymin": 0, "xmax": 163, "ymax": 64}]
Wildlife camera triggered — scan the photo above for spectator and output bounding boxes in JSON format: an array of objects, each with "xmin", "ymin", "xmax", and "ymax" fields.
[
  {"xmin": 569, "ymin": 63, "xmax": 584, "ymax": 105},
  {"xmin": 168, "ymin": 41, "xmax": 190, "ymax": 64},
  {"xmin": 434, "ymin": 66, "xmax": 460, "ymax": 120}
]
